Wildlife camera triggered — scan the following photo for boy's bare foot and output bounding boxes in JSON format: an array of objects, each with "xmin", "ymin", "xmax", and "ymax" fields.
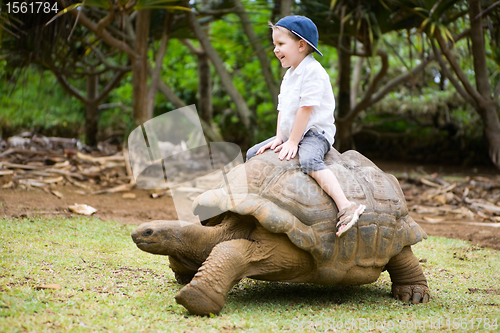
[{"xmin": 336, "ymin": 202, "xmax": 366, "ymax": 238}]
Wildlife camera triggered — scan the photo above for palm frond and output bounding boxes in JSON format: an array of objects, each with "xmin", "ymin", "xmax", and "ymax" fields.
[{"xmin": 46, "ymin": 3, "xmax": 83, "ymax": 26}]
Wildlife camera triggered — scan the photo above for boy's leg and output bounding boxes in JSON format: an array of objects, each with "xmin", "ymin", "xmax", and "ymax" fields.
[
  {"xmin": 298, "ymin": 130, "xmax": 365, "ymax": 237},
  {"xmin": 246, "ymin": 136, "xmax": 276, "ymax": 161},
  {"xmin": 309, "ymin": 169, "xmax": 365, "ymax": 237},
  {"xmin": 298, "ymin": 131, "xmax": 349, "ymax": 207},
  {"xmin": 308, "ymin": 169, "xmax": 350, "ymax": 210}
]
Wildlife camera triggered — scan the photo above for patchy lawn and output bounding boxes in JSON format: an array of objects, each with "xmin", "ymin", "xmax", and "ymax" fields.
[{"xmin": 0, "ymin": 217, "xmax": 499, "ymax": 332}]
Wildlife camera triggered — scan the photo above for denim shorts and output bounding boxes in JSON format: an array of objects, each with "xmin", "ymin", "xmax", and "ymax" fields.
[{"xmin": 246, "ymin": 128, "xmax": 331, "ymax": 174}]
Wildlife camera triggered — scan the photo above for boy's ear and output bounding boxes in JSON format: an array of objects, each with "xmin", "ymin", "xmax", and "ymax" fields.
[{"xmin": 298, "ymin": 39, "xmax": 308, "ymax": 52}]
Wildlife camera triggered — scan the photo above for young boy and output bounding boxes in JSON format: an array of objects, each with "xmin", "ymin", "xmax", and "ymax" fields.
[{"xmin": 246, "ymin": 15, "xmax": 365, "ymax": 237}]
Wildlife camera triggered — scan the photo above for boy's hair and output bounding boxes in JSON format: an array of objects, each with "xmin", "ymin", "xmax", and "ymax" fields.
[{"xmin": 268, "ymin": 22, "xmax": 314, "ymax": 55}]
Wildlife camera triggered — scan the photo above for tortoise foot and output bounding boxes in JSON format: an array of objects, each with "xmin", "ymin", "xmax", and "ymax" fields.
[
  {"xmin": 175, "ymin": 280, "xmax": 225, "ymax": 315},
  {"xmin": 392, "ymin": 284, "xmax": 430, "ymax": 304}
]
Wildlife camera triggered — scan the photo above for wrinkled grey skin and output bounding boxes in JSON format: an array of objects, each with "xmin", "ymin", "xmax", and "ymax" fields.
[{"xmin": 132, "ymin": 149, "xmax": 430, "ymax": 315}]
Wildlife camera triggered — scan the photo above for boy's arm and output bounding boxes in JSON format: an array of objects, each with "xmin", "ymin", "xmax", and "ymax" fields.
[
  {"xmin": 256, "ymin": 111, "xmax": 283, "ymax": 154},
  {"xmin": 275, "ymin": 110, "xmax": 283, "ymax": 142},
  {"xmin": 276, "ymin": 106, "xmax": 313, "ymax": 160}
]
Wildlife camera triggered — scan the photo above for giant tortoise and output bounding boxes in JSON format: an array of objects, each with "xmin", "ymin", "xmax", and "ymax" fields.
[{"xmin": 131, "ymin": 148, "xmax": 430, "ymax": 315}]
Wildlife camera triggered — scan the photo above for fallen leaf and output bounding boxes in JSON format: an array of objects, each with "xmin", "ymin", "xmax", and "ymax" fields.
[
  {"xmin": 68, "ymin": 204, "xmax": 97, "ymax": 216},
  {"xmin": 412, "ymin": 205, "xmax": 441, "ymax": 215},
  {"xmin": 1, "ymin": 181, "xmax": 14, "ymax": 188},
  {"xmin": 43, "ymin": 176, "xmax": 65, "ymax": 184},
  {"xmin": 476, "ymin": 211, "xmax": 489, "ymax": 219},
  {"xmin": 122, "ymin": 193, "xmax": 136, "ymax": 199},
  {"xmin": 51, "ymin": 190, "xmax": 63, "ymax": 199},
  {"xmin": 420, "ymin": 178, "xmax": 440, "ymax": 188},
  {"xmin": 433, "ymin": 194, "xmax": 447, "ymax": 206},
  {"xmin": 423, "ymin": 216, "xmax": 445, "ymax": 223},
  {"xmin": 19, "ymin": 179, "xmax": 47, "ymax": 187},
  {"xmin": 92, "ymin": 183, "xmax": 134, "ymax": 194},
  {"xmin": 150, "ymin": 190, "xmax": 171, "ymax": 198},
  {"xmin": 470, "ymin": 202, "xmax": 500, "ymax": 214}
]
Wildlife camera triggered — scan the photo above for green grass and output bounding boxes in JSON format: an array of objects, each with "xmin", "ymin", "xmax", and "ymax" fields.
[{"xmin": 0, "ymin": 216, "xmax": 499, "ymax": 332}]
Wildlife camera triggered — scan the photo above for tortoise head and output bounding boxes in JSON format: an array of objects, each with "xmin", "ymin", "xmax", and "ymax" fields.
[{"xmin": 131, "ymin": 220, "xmax": 185, "ymax": 255}]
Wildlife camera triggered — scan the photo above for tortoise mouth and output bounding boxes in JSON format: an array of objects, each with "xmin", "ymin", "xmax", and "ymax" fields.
[{"xmin": 136, "ymin": 242, "xmax": 157, "ymax": 247}]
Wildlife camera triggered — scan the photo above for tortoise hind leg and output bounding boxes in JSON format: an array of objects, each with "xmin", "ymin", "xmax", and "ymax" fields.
[{"xmin": 385, "ymin": 246, "xmax": 430, "ymax": 304}]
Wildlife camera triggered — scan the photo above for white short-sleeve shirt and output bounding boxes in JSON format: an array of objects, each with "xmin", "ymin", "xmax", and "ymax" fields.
[{"xmin": 277, "ymin": 53, "xmax": 336, "ymax": 146}]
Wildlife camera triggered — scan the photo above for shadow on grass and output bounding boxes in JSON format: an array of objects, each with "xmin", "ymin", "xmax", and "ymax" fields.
[{"xmin": 225, "ymin": 279, "xmax": 392, "ymax": 310}]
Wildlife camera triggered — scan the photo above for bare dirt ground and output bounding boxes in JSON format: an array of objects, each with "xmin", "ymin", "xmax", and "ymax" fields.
[
  {"xmin": 377, "ymin": 161, "xmax": 500, "ymax": 251},
  {"xmin": 1, "ymin": 159, "xmax": 499, "ymax": 251}
]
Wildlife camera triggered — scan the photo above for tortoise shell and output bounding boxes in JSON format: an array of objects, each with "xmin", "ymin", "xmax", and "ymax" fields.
[{"xmin": 193, "ymin": 148, "xmax": 426, "ymax": 283}]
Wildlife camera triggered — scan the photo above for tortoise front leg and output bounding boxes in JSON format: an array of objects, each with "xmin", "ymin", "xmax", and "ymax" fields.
[
  {"xmin": 175, "ymin": 225, "xmax": 316, "ymax": 315},
  {"xmin": 385, "ymin": 246, "xmax": 430, "ymax": 304},
  {"xmin": 175, "ymin": 239, "xmax": 256, "ymax": 315}
]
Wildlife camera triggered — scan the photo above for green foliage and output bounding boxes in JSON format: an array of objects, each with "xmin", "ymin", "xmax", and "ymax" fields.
[
  {"xmin": 162, "ymin": 39, "xmax": 199, "ymax": 107},
  {"xmin": 0, "ymin": 216, "xmax": 499, "ymax": 331},
  {"xmin": 0, "ymin": 0, "xmax": 498, "ymax": 164},
  {"xmin": 0, "ymin": 65, "xmax": 135, "ymax": 140},
  {"xmin": 0, "ymin": 67, "xmax": 84, "ymax": 137}
]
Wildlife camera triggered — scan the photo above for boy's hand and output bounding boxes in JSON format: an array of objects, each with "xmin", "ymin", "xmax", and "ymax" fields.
[
  {"xmin": 256, "ymin": 137, "xmax": 283, "ymax": 155},
  {"xmin": 276, "ymin": 140, "xmax": 298, "ymax": 160}
]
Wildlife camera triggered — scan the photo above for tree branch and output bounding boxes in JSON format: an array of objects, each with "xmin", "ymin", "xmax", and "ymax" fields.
[
  {"xmin": 473, "ymin": 0, "xmax": 500, "ymax": 21},
  {"xmin": 66, "ymin": 5, "xmax": 138, "ymax": 59},
  {"xmin": 342, "ymin": 50, "xmax": 389, "ymax": 122},
  {"xmin": 180, "ymin": 39, "xmax": 204, "ymax": 56},
  {"xmin": 432, "ymin": 42, "xmax": 478, "ymax": 109},
  {"xmin": 371, "ymin": 56, "xmax": 434, "ymax": 107},
  {"xmin": 96, "ymin": 70, "xmax": 128, "ymax": 104},
  {"xmin": 96, "ymin": 8, "xmax": 115, "ymax": 35},
  {"xmin": 104, "ymin": 22, "xmax": 135, "ymax": 44},
  {"xmin": 185, "ymin": 5, "xmax": 252, "ymax": 130},
  {"xmin": 455, "ymin": 28, "xmax": 470, "ymax": 42},
  {"xmin": 494, "ymin": 79, "xmax": 500, "ymax": 101},
  {"xmin": 90, "ymin": 45, "xmax": 132, "ymax": 71},
  {"xmin": 469, "ymin": 0, "xmax": 493, "ymax": 99},
  {"xmin": 435, "ymin": 28, "xmax": 484, "ymax": 104},
  {"xmin": 147, "ymin": 15, "xmax": 170, "ymax": 118},
  {"xmin": 156, "ymin": 77, "xmax": 186, "ymax": 109},
  {"xmin": 233, "ymin": 0, "xmax": 278, "ymax": 107},
  {"xmin": 53, "ymin": 72, "xmax": 87, "ymax": 104}
]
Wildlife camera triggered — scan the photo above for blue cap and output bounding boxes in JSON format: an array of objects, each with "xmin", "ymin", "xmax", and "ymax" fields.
[{"xmin": 275, "ymin": 16, "xmax": 323, "ymax": 56}]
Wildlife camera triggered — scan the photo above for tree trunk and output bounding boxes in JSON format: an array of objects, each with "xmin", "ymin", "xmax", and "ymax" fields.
[
  {"xmin": 147, "ymin": 13, "xmax": 170, "ymax": 119},
  {"xmin": 85, "ymin": 73, "xmax": 99, "ymax": 146},
  {"xmin": 335, "ymin": 36, "xmax": 353, "ymax": 152},
  {"xmin": 351, "ymin": 52, "xmax": 363, "ymax": 106},
  {"xmin": 434, "ymin": 0, "xmax": 500, "ymax": 168},
  {"xmin": 480, "ymin": 102, "xmax": 500, "ymax": 167},
  {"xmin": 276, "ymin": 0, "xmax": 292, "ymax": 78},
  {"xmin": 198, "ymin": 52, "xmax": 213, "ymax": 124},
  {"xmin": 186, "ymin": 9, "xmax": 253, "ymax": 131},
  {"xmin": 233, "ymin": 0, "xmax": 279, "ymax": 107},
  {"xmin": 469, "ymin": 0, "xmax": 500, "ymax": 168},
  {"xmin": 280, "ymin": 0, "xmax": 292, "ymax": 17},
  {"xmin": 132, "ymin": 9, "xmax": 151, "ymax": 126}
]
